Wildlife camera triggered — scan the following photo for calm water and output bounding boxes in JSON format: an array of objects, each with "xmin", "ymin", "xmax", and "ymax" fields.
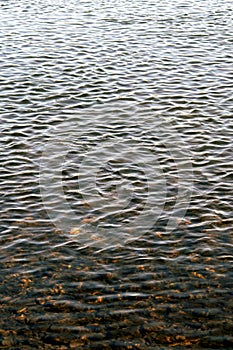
[{"xmin": 0, "ymin": 0, "xmax": 233, "ymax": 348}]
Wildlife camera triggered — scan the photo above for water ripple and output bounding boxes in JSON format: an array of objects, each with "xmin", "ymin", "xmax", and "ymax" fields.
[{"xmin": 0, "ymin": 0, "xmax": 232, "ymax": 348}]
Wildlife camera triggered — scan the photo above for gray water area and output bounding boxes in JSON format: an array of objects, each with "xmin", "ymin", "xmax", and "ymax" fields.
[{"xmin": 0, "ymin": 0, "xmax": 233, "ymax": 348}]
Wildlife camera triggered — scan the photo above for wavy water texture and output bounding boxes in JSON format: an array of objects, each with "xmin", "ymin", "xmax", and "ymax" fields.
[{"xmin": 0, "ymin": 0, "xmax": 232, "ymax": 348}]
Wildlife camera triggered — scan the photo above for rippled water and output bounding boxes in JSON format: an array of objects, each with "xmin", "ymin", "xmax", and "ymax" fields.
[{"xmin": 0, "ymin": 0, "xmax": 233, "ymax": 348}]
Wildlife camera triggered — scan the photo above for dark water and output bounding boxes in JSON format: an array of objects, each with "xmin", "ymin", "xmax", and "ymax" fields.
[{"xmin": 0, "ymin": 0, "xmax": 233, "ymax": 348}]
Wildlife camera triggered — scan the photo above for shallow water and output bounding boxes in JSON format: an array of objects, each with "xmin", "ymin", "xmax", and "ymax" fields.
[{"xmin": 0, "ymin": 0, "xmax": 233, "ymax": 348}]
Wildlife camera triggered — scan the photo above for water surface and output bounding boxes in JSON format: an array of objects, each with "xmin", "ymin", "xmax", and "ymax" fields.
[{"xmin": 0, "ymin": 0, "xmax": 233, "ymax": 348}]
